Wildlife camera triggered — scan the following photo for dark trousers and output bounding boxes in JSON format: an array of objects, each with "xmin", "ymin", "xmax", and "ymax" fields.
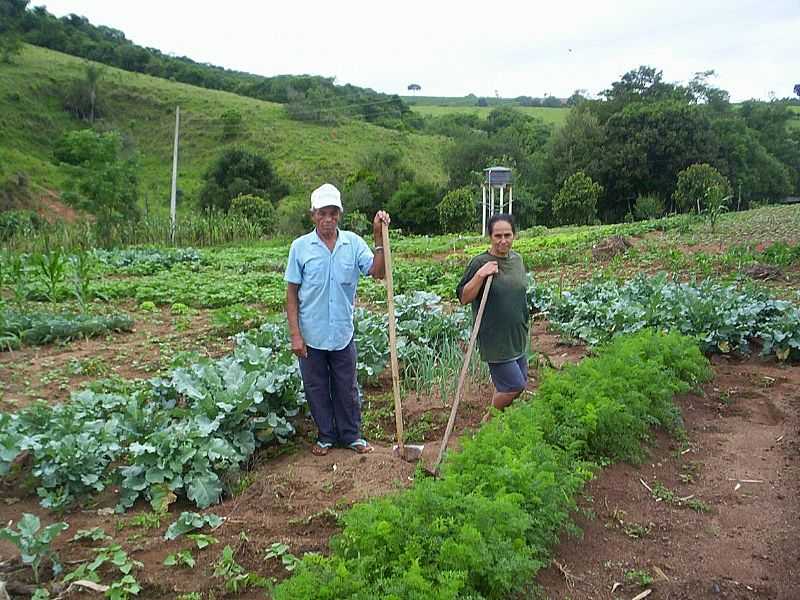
[{"xmin": 298, "ymin": 338, "xmax": 361, "ymax": 446}]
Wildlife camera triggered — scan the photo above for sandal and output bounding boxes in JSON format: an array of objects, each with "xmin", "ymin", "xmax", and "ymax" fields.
[
  {"xmin": 348, "ymin": 439, "xmax": 374, "ymax": 454},
  {"xmin": 311, "ymin": 441, "xmax": 333, "ymax": 456}
]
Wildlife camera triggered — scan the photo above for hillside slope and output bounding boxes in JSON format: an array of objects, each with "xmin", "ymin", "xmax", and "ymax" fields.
[{"xmin": 0, "ymin": 45, "xmax": 450, "ymax": 215}]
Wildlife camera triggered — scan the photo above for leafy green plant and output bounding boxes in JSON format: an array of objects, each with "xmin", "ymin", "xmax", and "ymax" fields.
[
  {"xmin": 625, "ymin": 568, "xmax": 653, "ymax": 587},
  {"xmin": 649, "ymin": 480, "xmax": 710, "ymax": 512},
  {"xmin": 164, "ymin": 512, "xmax": 223, "ymax": 541},
  {"xmin": 187, "ymin": 533, "xmax": 218, "ymax": 549},
  {"xmin": 530, "ymin": 272, "xmax": 800, "ymax": 360},
  {"xmin": 229, "ymin": 193, "xmax": 276, "ymax": 234},
  {"xmin": 119, "ymin": 511, "xmax": 165, "ymax": 531},
  {"xmin": 71, "ymin": 527, "xmax": 112, "ymax": 543},
  {"xmin": 32, "ymin": 248, "xmax": 68, "ymax": 306},
  {"xmin": 63, "ymin": 542, "xmax": 142, "ymax": 596},
  {"xmin": 0, "ymin": 309, "xmax": 133, "ymax": 350},
  {"xmin": 107, "ymin": 574, "xmax": 141, "ymax": 600},
  {"xmin": 0, "ymin": 514, "xmax": 68, "ymax": 583},
  {"xmin": 164, "ymin": 549, "xmax": 196, "ymax": 568},
  {"xmin": 213, "ymin": 545, "xmax": 271, "ymax": 593},
  {"xmin": 702, "ymin": 186, "xmax": 731, "ymax": 232},
  {"xmin": 265, "ymin": 542, "xmax": 300, "ymax": 572},
  {"xmin": 212, "ymin": 303, "xmax": 265, "ymax": 335},
  {"xmin": 69, "ymin": 249, "xmax": 96, "ymax": 312}
]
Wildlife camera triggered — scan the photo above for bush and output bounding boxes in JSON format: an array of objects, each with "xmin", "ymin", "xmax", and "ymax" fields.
[
  {"xmin": 199, "ymin": 148, "xmax": 288, "ymax": 213},
  {"xmin": 437, "ymin": 186, "xmax": 477, "ymax": 233},
  {"xmin": 0, "ymin": 210, "xmax": 43, "ymax": 241},
  {"xmin": 552, "ymin": 171, "xmax": 601, "ymax": 225},
  {"xmin": 672, "ymin": 163, "xmax": 731, "ymax": 213},
  {"xmin": 274, "ymin": 194, "xmax": 313, "ymax": 236},
  {"xmin": 219, "ymin": 109, "xmax": 243, "ymax": 140},
  {"xmin": 54, "ymin": 130, "xmax": 140, "ymax": 238},
  {"xmin": 341, "ymin": 210, "xmax": 371, "ymax": 236},
  {"xmin": 387, "ymin": 181, "xmax": 441, "ymax": 234},
  {"xmin": 633, "ymin": 194, "xmax": 665, "ymax": 220},
  {"xmin": 229, "ymin": 194, "xmax": 275, "ymax": 234}
]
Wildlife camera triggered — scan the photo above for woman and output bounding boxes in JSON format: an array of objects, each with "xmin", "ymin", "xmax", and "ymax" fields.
[{"xmin": 456, "ymin": 213, "xmax": 529, "ymax": 417}]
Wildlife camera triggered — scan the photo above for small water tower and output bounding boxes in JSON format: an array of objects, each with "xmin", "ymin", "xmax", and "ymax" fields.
[{"xmin": 481, "ymin": 166, "xmax": 513, "ymax": 235}]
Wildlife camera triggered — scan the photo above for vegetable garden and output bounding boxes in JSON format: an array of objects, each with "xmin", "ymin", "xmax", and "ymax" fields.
[{"xmin": 1, "ymin": 205, "xmax": 799, "ymax": 599}]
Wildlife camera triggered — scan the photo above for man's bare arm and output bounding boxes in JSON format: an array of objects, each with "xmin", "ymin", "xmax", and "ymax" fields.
[{"xmin": 286, "ymin": 283, "xmax": 307, "ymax": 358}]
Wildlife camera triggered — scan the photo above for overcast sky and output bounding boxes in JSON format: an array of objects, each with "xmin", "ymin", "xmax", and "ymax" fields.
[{"xmin": 37, "ymin": 0, "xmax": 799, "ymax": 102}]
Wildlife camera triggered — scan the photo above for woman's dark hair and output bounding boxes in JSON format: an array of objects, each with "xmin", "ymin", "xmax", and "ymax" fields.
[{"xmin": 487, "ymin": 213, "xmax": 515, "ymax": 235}]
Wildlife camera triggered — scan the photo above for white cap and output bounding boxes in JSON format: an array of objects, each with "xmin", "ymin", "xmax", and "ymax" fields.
[{"xmin": 310, "ymin": 183, "xmax": 343, "ymax": 212}]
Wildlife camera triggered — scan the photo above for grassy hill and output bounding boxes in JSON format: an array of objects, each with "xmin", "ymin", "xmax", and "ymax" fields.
[{"xmin": 0, "ymin": 45, "xmax": 450, "ymax": 216}]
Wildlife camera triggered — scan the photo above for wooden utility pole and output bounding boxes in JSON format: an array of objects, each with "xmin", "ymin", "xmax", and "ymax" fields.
[{"xmin": 170, "ymin": 106, "xmax": 180, "ymax": 245}]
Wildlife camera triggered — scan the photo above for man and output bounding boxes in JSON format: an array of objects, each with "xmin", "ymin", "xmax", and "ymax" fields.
[{"xmin": 284, "ymin": 183, "xmax": 390, "ymax": 456}]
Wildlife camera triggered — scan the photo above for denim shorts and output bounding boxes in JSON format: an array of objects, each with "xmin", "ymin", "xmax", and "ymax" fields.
[{"xmin": 488, "ymin": 355, "xmax": 528, "ymax": 393}]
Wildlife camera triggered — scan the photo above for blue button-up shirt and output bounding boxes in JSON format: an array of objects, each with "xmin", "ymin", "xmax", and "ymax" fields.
[{"xmin": 284, "ymin": 229, "xmax": 374, "ymax": 351}]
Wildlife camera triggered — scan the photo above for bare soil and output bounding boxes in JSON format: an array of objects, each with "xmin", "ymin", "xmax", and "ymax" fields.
[
  {"xmin": 536, "ymin": 356, "xmax": 800, "ymax": 600},
  {"xmin": 0, "ymin": 304, "xmax": 230, "ymax": 409}
]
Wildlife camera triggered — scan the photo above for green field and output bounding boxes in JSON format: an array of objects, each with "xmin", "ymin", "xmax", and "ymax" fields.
[
  {"xmin": 0, "ymin": 45, "xmax": 449, "ymax": 215},
  {"xmin": 409, "ymin": 103, "xmax": 570, "ymax": 125},
  {"xmin": 789, "ymin": 105, "xmax": 800, "ymax": 129}
]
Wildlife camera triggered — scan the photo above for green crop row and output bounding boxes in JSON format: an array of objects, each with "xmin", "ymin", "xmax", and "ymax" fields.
[
  {"xmin": 274, "ymin": 330, "xmax": 711, "ymax": 599},
  {"xmin": 0, "ymin": 309, "xmax": 133, "ymax": 350},
  {"xmin": 529, "ymin": 273, "xmax": 800, "ymax": 361}
]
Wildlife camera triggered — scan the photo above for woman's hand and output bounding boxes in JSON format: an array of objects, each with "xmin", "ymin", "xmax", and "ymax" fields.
[{"xmin": 476, "ymin": 261, "xmax": 499, "ymax": 279}]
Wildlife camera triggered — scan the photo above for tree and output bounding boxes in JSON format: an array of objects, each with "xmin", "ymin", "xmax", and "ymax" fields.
[
  {"xmin": 437, "ymin": 186, "xmax": 477, "ymax": 233},
  {"xmin": 687, "ymin": 70, "xmax": 729, "ymax": 108},
  {"xmin": 601, "ymin": 100, "xmax": 718, "ymax": 218},
  {"xmin": 794, "ymin": 84, "xmax": 800, "ymax": 98},
  {"xmin": 442, "ymin": 134, "xmax": 500, "ymax": 188},
  {"xmin": 346, "ymin": 149, "xmax": 413, "ymax": 215},
  {"xmin": 539, "ymin": 107, "xmax": 605, "ymax": 201},
  {"xmin": 63, "ymin": 62, "xmax": 104, "ymax": 122},
  {"xmin": 407, "ymin": 83, "xmax": 421, "ymax": 94},
  {"xmin": 199, "ymin": 148, "xmax": 288, "ymax": 212},
  {"xmin": 566, "ymin": 89, "xmax": 588, "ymax": 107},
  {"xmin": 0, "ymin": 0, "xmax": 28, "ymax": 63},
  {"xmin": 552, "ymin": 171, "xmax": 601, "ymax": 225},
  {"xmin": 672, "ymin": 163, "xmax": 731, "ymax": 213},
  {"xmin": 54, "ymin": 129, "xmax": 140, "ymax": 237},
  {"xmin": 229, "ymin": 194, "xmax": 275, "ymax": 234},
  {"xmin": 387, "ymin": 181, "xmax": 440, "ymax": 234}
]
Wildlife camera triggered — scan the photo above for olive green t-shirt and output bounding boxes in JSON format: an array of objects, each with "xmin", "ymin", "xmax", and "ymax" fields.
[{"xmin": 456, "ymin": 251, "xmax": 529, "ymax": 363}]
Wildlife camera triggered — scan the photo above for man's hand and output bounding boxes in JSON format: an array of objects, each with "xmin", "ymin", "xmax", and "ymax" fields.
[
  {"xmin": 476, "ymin": 261, "xmax": 499, "ymax": 278},
  {"xmin": 372, "ymin": 210, "xmax": 391, "ymax": 238},
  {"xmin": 291, "ymin": 333, "xmax": 307, "ymax": 358}
]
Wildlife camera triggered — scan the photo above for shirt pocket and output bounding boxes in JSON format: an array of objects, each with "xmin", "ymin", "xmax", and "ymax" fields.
[
  {"xmin": 334, "ymin": 252, "xmax": 357, "ymax": 285},
  {"xmin": 302, "ymin": 257, "xmax": 327, "ymax": 284}
]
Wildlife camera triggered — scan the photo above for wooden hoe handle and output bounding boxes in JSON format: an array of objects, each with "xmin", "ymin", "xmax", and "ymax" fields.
[{"xmin": 433, "ymin": 274, "xmax": 494, "ymax": 473}]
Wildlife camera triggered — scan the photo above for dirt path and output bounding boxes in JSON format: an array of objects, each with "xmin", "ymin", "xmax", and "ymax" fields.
[{"xmin": 536, "ymin": 357, "xmax": 800, "ymax": 600}]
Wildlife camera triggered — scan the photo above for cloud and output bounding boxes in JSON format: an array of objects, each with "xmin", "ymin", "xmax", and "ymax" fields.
[{"xmin": 38, "ymin": 0, "xmax": 800, "ymax": 100}]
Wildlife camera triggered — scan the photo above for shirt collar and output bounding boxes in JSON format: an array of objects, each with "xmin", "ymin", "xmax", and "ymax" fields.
[{"xmin": 310, "ymin": 228, "xmax": 350, "ymax": 246}]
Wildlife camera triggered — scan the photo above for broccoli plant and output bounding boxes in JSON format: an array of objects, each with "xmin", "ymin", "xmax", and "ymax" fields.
[{"xmin": 0, "ymin": 513, "xmax": 68, "ymax": 583}]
